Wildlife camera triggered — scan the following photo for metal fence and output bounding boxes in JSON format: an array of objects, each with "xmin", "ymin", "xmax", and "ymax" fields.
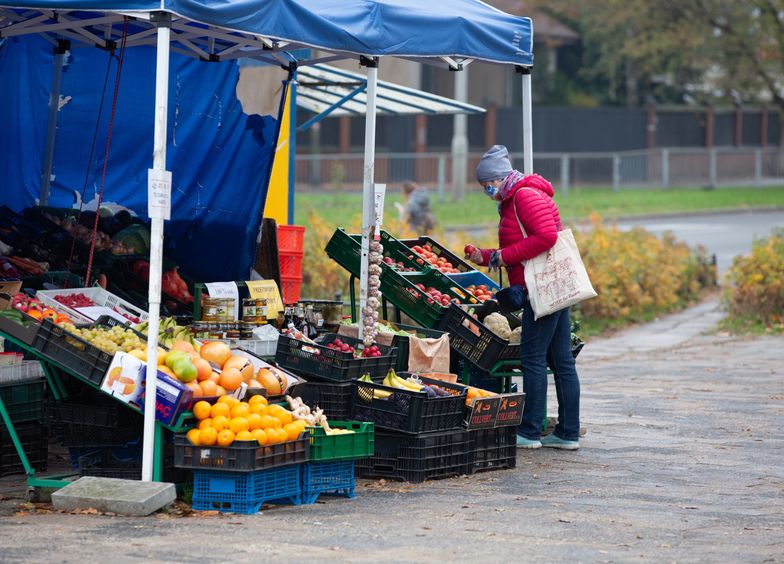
[{"xmin": 295, "ymin": 147, "xmax": 784, "ymax": 196}]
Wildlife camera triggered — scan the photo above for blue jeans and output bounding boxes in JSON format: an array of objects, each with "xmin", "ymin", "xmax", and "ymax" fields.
[{"xmin": 517, "ymin": 300, "xmax": 581, "ymax": 441}]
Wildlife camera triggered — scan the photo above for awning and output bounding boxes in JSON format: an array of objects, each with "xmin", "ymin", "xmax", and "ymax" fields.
[{"xmin": 295, "ymin": 63, "xmax": 485, "ymax": 131}]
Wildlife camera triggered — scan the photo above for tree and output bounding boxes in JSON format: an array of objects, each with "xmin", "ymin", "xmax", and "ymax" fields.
[{"xmin": 532, "ymin": 0, "xmax": 784, "ymax": 112}]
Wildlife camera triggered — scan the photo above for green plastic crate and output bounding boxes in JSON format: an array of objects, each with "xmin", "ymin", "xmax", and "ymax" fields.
[
  {"xmin": 325, "ymin": 228, "xmax": 422, "ymax": 278},
  {"xmin": 0, "ymin": 371, "xmax": 46, "ymax": 424},
  {"xmin": 308, "ymin": 421, "xmax": 374, "ymax": 462}
]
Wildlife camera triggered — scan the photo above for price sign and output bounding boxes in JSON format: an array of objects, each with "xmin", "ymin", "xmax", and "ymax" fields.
[
  {"xmin": 147, "ymin": 169, "xmax": 172, "ymax": 220},
  {"xmin": 373, "ymin": 183, "xmax": 386, "ymax": 236},
  {"xmin": 205, "ymin": 282, "xmax": 239, "ymax": 321},
  {"xmin": 496, "ymin": 393, "xmax": 526, "ymax": 427},
  {"xmin": 465, "ymin": 396, "xmax": 500, "ymax": 429},
  {"xmin": 245, "ymin": 280, "xmax": 284, "ymax": 315}
]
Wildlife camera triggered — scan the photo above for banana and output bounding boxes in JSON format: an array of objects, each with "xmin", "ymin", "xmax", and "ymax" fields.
[
  {"xmin": 392, "ymin": 373, "xmax": 424, "ymax": 391},
  {"xmin": 373, "ymin": 389, "xmax": 393, "ymax": 400}
]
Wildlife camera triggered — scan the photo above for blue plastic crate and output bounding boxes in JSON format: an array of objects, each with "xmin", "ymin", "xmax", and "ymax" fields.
[
  {"xmin": 447, "ymin": 271, "xmax": 501, "ymax": 292},
  {"xmin": 192, "ymin": 465, "xmax": 302, "ymax": 514},
  {"xmin": 301, "ymin": 461, "xmax": 356, "ymax": 504}
]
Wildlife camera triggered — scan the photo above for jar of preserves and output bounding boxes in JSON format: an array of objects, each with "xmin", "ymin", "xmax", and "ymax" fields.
[
  {"xmin": 226, "ymin": 323, "xmax": 241, "ymax": 341},
  {"xmin": 255, "ymin": 298, "xmax": 268, "ymax": 325},
  {"xmin": 239, "ymin": 321, "xmax": 254, "ymax": 340},
  {"xmin": 242, "ymin": 298, "xmax": 257, "ymax": 324},
  {"xmin": 202, "ymin": 297, "xmax": 220, "ymax": 322}
]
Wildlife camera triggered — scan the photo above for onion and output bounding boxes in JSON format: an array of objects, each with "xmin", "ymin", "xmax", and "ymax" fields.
[
  {"xmin": 368, "ymin": 264, "xmax": 382, "ymax": 276},
  {"xmin": 368, "ymin": 275, "xmax": 380, "ymax": 287}
]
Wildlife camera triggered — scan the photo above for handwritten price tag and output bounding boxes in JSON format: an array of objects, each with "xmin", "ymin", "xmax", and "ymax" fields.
[
  {"xmin": 245, "ymin": 280, "xmax": 284, "ymax": 315},
  {"xmin": 205, "ymin": 282, "xmax": 239, "ymax": 321}
]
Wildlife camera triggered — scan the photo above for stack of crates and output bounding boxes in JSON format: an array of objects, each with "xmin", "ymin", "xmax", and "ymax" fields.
[
  {"xmin": 277, "ymin": 225, "xmax": 305, "ymax": 304},
  {"xmin": 0, "ymin": 361, "xmax": 47, "ymax": 476}
]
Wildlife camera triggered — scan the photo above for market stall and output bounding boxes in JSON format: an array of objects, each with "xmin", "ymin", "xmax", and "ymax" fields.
[{"xmin": 0, "ymin": 0, "xmax": 538, "ymax": 513}]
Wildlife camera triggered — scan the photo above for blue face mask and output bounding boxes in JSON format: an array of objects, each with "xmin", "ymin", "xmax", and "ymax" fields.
[{"xmin": 483, "ymin": 182, "xmax": 500, "ymax": 199}]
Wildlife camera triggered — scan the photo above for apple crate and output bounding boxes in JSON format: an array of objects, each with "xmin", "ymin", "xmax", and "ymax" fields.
[
  {"xmin": 401, "ymin": 236, "xmax": 475, "ymax": 273},
  {"xmin": 378, "ymin": 269, "xmax": 470, "ymax": 329},
  {"xmin": 274, "ymin": 333, "xmax": 397, "ymax": 383},
  {"xmin": 325, "ymin": 228, "xmax": 421, "ymax": 278},
  {"xmin": 37, "ymin": 287, "xmax": 148, "ymax": 325}
]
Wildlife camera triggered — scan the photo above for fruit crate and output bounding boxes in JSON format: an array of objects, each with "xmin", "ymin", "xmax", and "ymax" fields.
[
  {"xmin": 275, "ymin": 333, "xmax": 397, "ymax": 383},
  {"xmin": 351, "ymin": 375, "xmax": 467, "ymax": 434},
  {"xmin": 173, "ymin": 433, "xmax": 309, "ymax": 472},
  {"xmin": 0, "ymin": 311, "xmax": 43, "ymax": 346},
  {"xmin": 447, "ymin": 270, "xmax": 501, "ymax": 293},
  {"xmin": 437, "ymin": 304, "xmax": 508, "ymax": 371},
  {"xmin": 32, "ymin": 319, "xmax": 114, "ymax": 385},
  {"xmin": 0, "ymin": 421, "xmax": 48, "ymax": 476},
  {"xmin": 401, "ymin": 236, "xmax": 475, "ymax": 273},
  {"xmin": 277, "ymin": 225, "xmax": 306, "ymax": 254},
  {"xmin": 298, "ymin": 381, "xmax": 355, "ymax": 420},
  {"xmin": 325, "ymin": 228, "xmax": 421, "ymax": 278},
  {"xmin": 37, "ymin": 286, "xmax": 148, "ymax": 325},
  {"xmin": 192, "ymin": 464, "xmax": 302, "ymax": 514},
  {"xmin": 388, "ymin": 322, "xmax": 448, "ymax": 372},
  {"xmin": 355, "ymin": 428, "xmax": 470, "ymax": 483},
  {"xmin": 106, "ymin": 259, "xmax": 194, "ymax": 317},
  {"xmin": 301, "ymin": 460, "xmax": 355, "ymax": 504},
  {"xmin": 377, "ymin": 230, "xmax": 426, "ymax": 272},
  {"xmin": 0, "ymin": 365, "xmax": 45, "ymax": 424},
  {"xmin": 379, "ymin": 268, "xmax": 470, "ymax": 329},
  {"xmin": 308, "ymin": 421, "xmax": 374, "ymax": 462},
  {"xmin": 278, "ymin": 251, "xmax": 304, "ymax": 278},
  {"xmin": 467, "ymin": 426, "xmax": 517, "ymax": 474}
]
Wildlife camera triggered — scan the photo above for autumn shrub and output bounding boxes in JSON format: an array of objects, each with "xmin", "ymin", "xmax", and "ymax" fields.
[{"xmin": 722, "ymin": 229, "xmax": 784, "ymax": 333}]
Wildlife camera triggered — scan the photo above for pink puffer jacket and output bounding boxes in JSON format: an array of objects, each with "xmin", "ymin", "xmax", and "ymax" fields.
[{"xmin": 479, "ymin": 174, "xmax": 561, "ymax": 287}]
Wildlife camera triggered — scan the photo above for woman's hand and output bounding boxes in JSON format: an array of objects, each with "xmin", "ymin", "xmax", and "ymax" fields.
[{"xmin": 464, "ymin": 244, "xmax": 483, "ymax": 265}]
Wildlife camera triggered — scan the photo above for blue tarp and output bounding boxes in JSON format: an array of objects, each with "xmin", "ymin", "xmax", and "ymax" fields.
[
  {"xmin": 0, "ymin": 35, "xmax": 277, "ymax": 282},
  {"xmin": 0, "ymin": 1, "xmax": 533, "ymax": 66}
]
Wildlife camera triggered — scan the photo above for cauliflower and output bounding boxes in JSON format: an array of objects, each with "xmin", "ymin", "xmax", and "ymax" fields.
[
  {"xmin": 484, "ymin": 312, "xmax": 512, "ymax": 340},
  {"xmin": 509, "ymin": 326, "xmax": 521, "ymax": 345}
]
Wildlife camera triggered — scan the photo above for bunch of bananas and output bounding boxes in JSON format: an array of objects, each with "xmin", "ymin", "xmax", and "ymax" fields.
[
  {"xmin": 134, "ymin": 317, "xmax": 199, "ymax": 349},
  {"xmin": 382, "ymin": 369, "xmax": 424, "ymax": 392}
]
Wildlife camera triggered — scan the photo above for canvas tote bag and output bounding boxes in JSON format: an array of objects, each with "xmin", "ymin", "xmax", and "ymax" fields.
[{"xmin": 513, "ymin": 190, "xmax": 597, "ymax": 320}]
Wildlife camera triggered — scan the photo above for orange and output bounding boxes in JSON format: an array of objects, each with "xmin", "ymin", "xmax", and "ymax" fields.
[
  {"xmin": 259, "ymin": 414, "xmax": 277, "ymax": 430},
  {"xmin": 268, "ymin": 416, "xmax": 282, "ymax": 429},
  {"xmin": 199, "ymin": 427, "xmax": 218, "ymax": 446},
  {"xmin": 251, "ymin": 428, "xmax": 268, "ymax": 446},
  {"xmin": 283, "ymin": 423, "xmax": 300, "ymax": 442},
  {"xmin": 216, "ymin": 429, "xmax": 235, "ymax": 447},
  {"xmin": 272, "ymin": 409, "xmax": 293, "ymax": 426},
  {"xmin": 217, "ymin": 395, "xmax": 238, "ymax": 406},
  {"xmin": 219, "ymin": 367, "xmax": 243, "ymax": 392},
  {"xmin": 211, "ymin": 415, "xmax": 229, "ymax": 432},
  {"xmin": 186, "ymin": 428, "xmax": 201, "ymax": 446},
  {"xmin": 235, "ymin": 430, "xmax": 254, "ymax": 442},
  {"xmin": 199, "ymin": 379, "xmax": 218, "ymax": 397},
  {"xmin": 250, "ymin": 403, "xmax": 267, "ymax": 415},
  {"xmin": 230, "ymin": 403, "xmax": 250, "ymax": 418},
  {"xmin": 248, "ymin": 394, "xmax": 267, "ymax": 407},
  {"xmin": 246, "ymin": 413, "xmax": 263, "ymax": 431},
  {"xmin": 265, "ymin": 427, "xmax": 281, "ymax": 444},
  {"xmin": 215, "ymin": 385, "xmax": 227, "ymax": 396},
  {"xmin": 274, "ymin": 427, "xmax": 288, "ymax": 443},
  {"xmin": 229, "ymin": 417, "xmax": 250, "ymax": 434},
  {"xmin": 293, "ymin": 419, "xmax": 308, "ymax": 432},
  {"xmin": 198, "ymin": 418, "xmax": 213, "ymax": 430},
  {"xmin": 210, "ymin": 402, "xmax": 230, "ymax": 419},
  {"xmin": 192, "ymin": 400, "xmax": 212, "ymax": 420}
]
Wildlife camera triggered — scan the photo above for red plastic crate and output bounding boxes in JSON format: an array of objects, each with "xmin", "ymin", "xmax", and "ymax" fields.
[
  {"xmin": 277, "ymin": 225, "xmax": 305, "ymax": 254},
  {"xmin": 279, "ymin": 252, "xmax": 304, "ymax": 278},
  {"xmin": 281, "ymin": 275, "xmax": 302, "ymax": 304}
]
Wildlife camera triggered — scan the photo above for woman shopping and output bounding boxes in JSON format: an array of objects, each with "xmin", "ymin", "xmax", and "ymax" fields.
[{"xmin": 465, "ymin": 145, "xmax": 581, "ymax": 450}]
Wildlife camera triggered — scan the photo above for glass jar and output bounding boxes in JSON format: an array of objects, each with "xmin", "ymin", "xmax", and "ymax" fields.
[
  {"xmin": 256, "ymin": 298, "xmax": 268, "ymax": 325},
  {"xmin": 208, "ymin": 324, "xmax": 224, "ymax": 340},
  {"xmin": 242, "ymin": 298, "xmax": 257, "ymax": 324},
  {"xmin": 239, "ymin": 321, "xmax": 254, "ymax": 340},
  {"xmin": 202, "ymin": 297, "xmax": 220, "ymax": 322},
  {"xmin": 226, "ymin": 323, "xmax": 241, "ymax": 341}
]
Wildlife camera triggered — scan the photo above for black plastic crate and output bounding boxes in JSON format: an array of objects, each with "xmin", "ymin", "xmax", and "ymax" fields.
[
  {"xmin": 468, "ymin": 426, "xmax": 517, "ymax": 474},
  {"xmin": 77, "ymin": 447, "xmax": 184, "ymax": 482},
  {"xmin": 32, "ymin": 319, "xmax": 113, "ymax": 385},
  {"xmin": 388, "ymin": 323, "xmax": 448, "ymax": 372},
  {"xmin": 297, "ymin": 381, "xmax": 354, "ymax": 420},
  {"xmin": 355, "ymin": 428, "xmax": 470, "ymax": 483},
  {"xmin": 48, "ymin": 400, "xmax": 142, "ymax": 447},
  {"xmin": 0, "ymin": 376, "xmax": 45, "ymax": 424},
  {"xmin": 173, "ymin": 433, "xmax": 309, "ymax": 472},
  {"xmin": 437, "ymin": 304, "xmax": 508, "ymax": 371},
  {"xmin": 0, "ymin": 421, "xmax": 48, "ymax": 476},
  {"xmin": 275, "ymin": 333, "xmax": 397, "ymax": 383},
  {"xmin": 351, "ymin": 375, "xmax": 467, "ymax": 434}
]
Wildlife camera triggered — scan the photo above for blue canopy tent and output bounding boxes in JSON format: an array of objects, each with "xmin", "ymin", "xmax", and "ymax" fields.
[{"xmin": 0, "ymin": 0, "xmax": 534, "ymax": 481}]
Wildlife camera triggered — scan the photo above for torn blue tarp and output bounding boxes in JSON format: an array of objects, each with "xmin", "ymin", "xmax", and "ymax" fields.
[{"xmin": 0, "ymin": 35, "xmax": 276, "ymax": 282}]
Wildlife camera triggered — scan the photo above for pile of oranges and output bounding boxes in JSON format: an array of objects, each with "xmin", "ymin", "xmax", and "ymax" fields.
[{"xmin": 185, "ymin": 395, "xmax": 307, "ymax": 447}]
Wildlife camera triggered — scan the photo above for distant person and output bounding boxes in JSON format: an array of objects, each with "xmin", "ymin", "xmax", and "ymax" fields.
[
  {"xmin": 396, "ymin": 181, "xmax": 437, "ymax": 234},
  {"xmin": 465, "ymin": 145, "xmax": 581, "ymax": 450}
]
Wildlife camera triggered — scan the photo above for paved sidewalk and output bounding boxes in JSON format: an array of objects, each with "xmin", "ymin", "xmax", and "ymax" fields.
[{"xmin": 0, "ymin": 302, "xmax": 782, "ymax": 563}]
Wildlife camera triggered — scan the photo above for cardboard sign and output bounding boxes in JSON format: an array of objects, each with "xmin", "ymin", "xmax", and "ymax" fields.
[
  {"xmin": 465, "ymin": 396, "xmax": 500, "ymax": 429},
  {"xmin": 245, "ymin": 280, "xmax": 284, "ymax": 315},
  {"xmin": 495, "ymin": 393, "xmax": 526, "ymax": 427},
  {"xmin": 102, "ymin": 352, "xmax": 193, "ymax": 426}
]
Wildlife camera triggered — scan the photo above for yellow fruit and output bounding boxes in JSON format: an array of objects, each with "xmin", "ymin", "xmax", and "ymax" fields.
[
  {"xmin": 246, "ymin": 413, "xmax": 263, "ymax": 431},
  {"xmin": 211, "ymin": 415, "xmax": 229, "ymax": 432},
  {"xmin": 230, "ymin": 403, "xmax": 250, "ymax": 418},
  {"xmin": 217, "ymin": 429, "xmax": 235, "ymax": 447},
  {"xmin": 250, "ymin": 403, "xmax": 267, "ymax": 415},
  {"xmin": 251, "ymin": 428, "xmax": 268, "ymax": 446},
  {"xmin": 210, "ymin": 402, "xmax": 230, "ymax": 419},
  {"xmin": 259, "ymin": 415, "xmax": 277, "ymax": 430},
  {"xmin": 217, "ymin": 395, "xmax": 238, "ymax": 406},
  {"xmin": 229, "ymin": 417, "xmax": 250, "ymax": 434},
  {"xmin": 193, "ymin": 400, "xmax": 212, "ymax": 420},
  {"xmin": 199, "ymin": 427, "xmax": 218, "ymax": 446},
  {"xmin": 186, "ymin": 428, "xmax": 201, "ymax": 446},
  {"xmin": 235, "ymin": 430, "xmax": 254, "ymax": 442},
  {"xmin": 283, "ymin": 423, "xmax": 300, "ymax": 442},
  {"xmin": 272, "ymin": 409, "xmax": 293, "ymax": 426},
  {"xmin": 248, "ymin": 394, "xmax": 268, "ymax": 407},
  {"xmin": 198, "ymin": 418, "xmax": 213, "ymax": 430}
]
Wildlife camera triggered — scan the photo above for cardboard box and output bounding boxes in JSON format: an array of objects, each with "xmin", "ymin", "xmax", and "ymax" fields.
[
  {"xmin": 0, "ymin": 280, "xmax": 23, "ymax": 310},
  {"xmin": 337, "ymin": 324, "xmax": 395, "ymax": 347},
  {"xmin": 101, "ymin": 352, "xmax": 193, "ymax": 426}
]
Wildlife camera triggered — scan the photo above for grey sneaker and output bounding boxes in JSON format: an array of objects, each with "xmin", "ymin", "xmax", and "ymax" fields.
[
  {"xmin": 541, "ymin": 434, "xmax": 579, "ymax": 450},
  {"xmin": 516, "ymin": 436, "xmax": 542, "ymax": 449}
]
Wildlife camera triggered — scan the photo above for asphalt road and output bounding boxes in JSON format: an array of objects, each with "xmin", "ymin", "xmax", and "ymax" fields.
[{"xmin": 614, "ymin": 209, "xmax": 784, "ymax": 276}]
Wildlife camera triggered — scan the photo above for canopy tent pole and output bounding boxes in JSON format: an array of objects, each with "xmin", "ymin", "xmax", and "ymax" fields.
[
  {"xmin": 142, "ymin": 12, "xmax": 171, "ymax": 483},
  {"xmin": 451, "ymin": 65, "xmax": 468, "ymax": 201},
  {"xmin": 358, "ymin": 56, "xmax": 378, "ymax": 341},
  {"xmin": 39, "ymin": 40, "xmax": 69, "ymax": 205},
  {"xmin": 519, "ymin": 66, "xmax": 533, "ymax": 174}
]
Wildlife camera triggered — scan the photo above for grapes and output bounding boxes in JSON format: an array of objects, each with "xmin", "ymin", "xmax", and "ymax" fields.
[{"xmin": 65, "ymin": 325, "xmax": 146, "ymax": 354}]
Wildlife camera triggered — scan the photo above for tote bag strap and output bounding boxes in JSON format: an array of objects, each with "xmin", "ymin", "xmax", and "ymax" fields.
[{"xmin": 512, "ymin": 187, "xmax": 559, "ymax": 240}]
